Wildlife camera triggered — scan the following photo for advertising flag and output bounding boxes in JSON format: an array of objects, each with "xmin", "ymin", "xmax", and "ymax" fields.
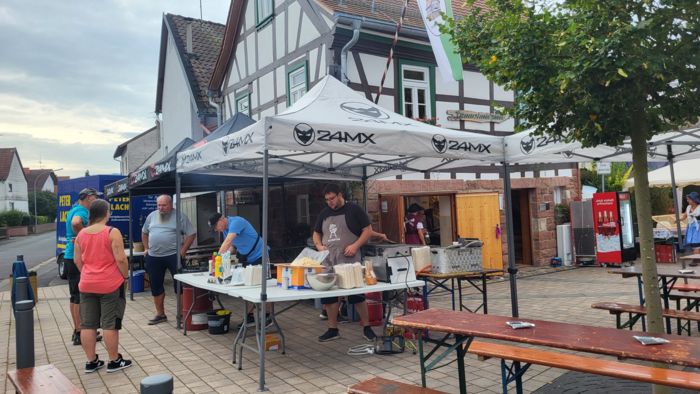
[{"xmin": 417, "ymin": 0, "xmax": 463, "ymax": 82}]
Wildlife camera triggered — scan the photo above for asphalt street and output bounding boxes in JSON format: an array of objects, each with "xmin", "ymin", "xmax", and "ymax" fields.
[{"xmin": 0, "ymin": 231, "xmax": 65, "ymax": 291}]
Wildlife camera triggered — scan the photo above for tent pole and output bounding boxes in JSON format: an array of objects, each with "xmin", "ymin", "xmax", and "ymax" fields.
[
  {"xmin": 259, "ymin": 148, "xmax": 269, "ymax": 391},
  {"xmin": 667, "ymin": 144, "xmax": 685, "ymax": 266},
  {"xmin": 128, "ymin": 190, "xmax": 134, "ymax": 301},
  {"xmin": 502, "ymin": 161, "xmax": 519, "ymax": 317},
  {"xmin": 175, "ymin": 173, "xmax": 182, "ymax": 330},
  {"xmin": 362, "ymin": 167, "xmax": 368, "ymax": 212}
]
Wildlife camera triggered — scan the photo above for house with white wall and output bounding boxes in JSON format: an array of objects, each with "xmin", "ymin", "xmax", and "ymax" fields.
[
  {"xmin": 203, "ymin": 0, "xmax": 580, "ymax": 267},
  {"xmin": 26, "ymin": 169, "xmax": 59, "ymax": 193},
  {"xmin": 0, "ymin": 148, "xmax": 29, "ymax": 213}
]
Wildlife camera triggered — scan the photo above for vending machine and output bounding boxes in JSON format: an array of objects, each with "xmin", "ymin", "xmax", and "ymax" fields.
[{"xmin": 592, "ymin": 192, "xmax": 636, "ymax": 266}]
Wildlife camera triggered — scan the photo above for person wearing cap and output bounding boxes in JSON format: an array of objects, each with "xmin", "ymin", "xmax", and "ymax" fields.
[
  {"xmin": 405, "ymin": 203, "xmax": 428, "ymax": 245},
  {"xmin": 64, "ymin": 187, "xmax": 101, "ymax": 345},
  {"xmin": 141, "ymin": 195, "xmax": 196, "ymax": 325},
  {"xmin": 678, "ymin": 191, "xmax": 700, "ymax": 264},
  {"xmin": 209, "ymin": 212, "xmax": 270, "ymax": 326}
]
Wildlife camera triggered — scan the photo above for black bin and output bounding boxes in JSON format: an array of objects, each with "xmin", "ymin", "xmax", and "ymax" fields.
[{"xmin": 207, "ymin": 309, "xmax": 231, "ymax": 335}]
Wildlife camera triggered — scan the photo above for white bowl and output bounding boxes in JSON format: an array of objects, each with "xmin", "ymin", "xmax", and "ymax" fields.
[{"xmin": 307, "ymin": 273, "xmax": 336, "ymax": 291}]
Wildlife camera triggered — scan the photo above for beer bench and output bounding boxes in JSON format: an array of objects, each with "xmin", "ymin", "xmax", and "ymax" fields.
[
  {"xmin": 592, "ymin": 301, "xmax": 700, "ymax": 336},
  {"xmin": 669, "ymin": 292, "xmax": 700, "ymax": 311},
  {"xmin": 348, "ymin": 377, "xmax": 447, "ymax": 394},
  {"xmin": 7, "ymin": 364, "xmax": 81, "ymax": 394},
  {"xmin": 671, "ymin": 283, "xmax": 700, "ymax": 293},
  {"xmin": 467, "ymin": 341, "xmax": 700, "ymax": 392}
]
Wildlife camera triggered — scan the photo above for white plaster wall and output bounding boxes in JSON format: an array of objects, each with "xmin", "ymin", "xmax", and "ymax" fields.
[
  {"xmin": 436, "ymin": 101, "xmax": 460, "ymax": 130},
  {"xmin": 435, "ymin": 68, "xmax": 459, "ymax": 96},
  {"xmin": 287, "ymin": 2, "xmax": 302, "ymax": 51},
  {"xmin": 160, "ymin": 34, "xmax": 196, "ymax": 161},
  {"xmin": 41, "ymin": 177, "xmax": 54, "ymax": 192},
  {"xmin": 258, "ymin": 71, "xmax": 275, "ymax": 107},
  {"xmin": 0, "ymin": 155, "xmax": 29, "ymax": 212},
  {"xmin": 494, "ymin": 83, "xmax": 514, "ymax": 102},
  {"xmin": 258, "ymin": 20, "xmax": 274, "ymax": 66},
  {"xmin": 463, "ymin": 71, "xmax": 490, "ymax": 100}
]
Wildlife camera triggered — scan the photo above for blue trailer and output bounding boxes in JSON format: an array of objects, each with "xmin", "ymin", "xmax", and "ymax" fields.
[{"xmin": 56, "ymin": 175, "xmax": 156, "ymax": 278}]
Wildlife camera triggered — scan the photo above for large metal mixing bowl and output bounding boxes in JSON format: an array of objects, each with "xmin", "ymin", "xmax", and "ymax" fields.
[{"xmin": 306, "ymin": 273, "xmax": 337, "ymax": 291}]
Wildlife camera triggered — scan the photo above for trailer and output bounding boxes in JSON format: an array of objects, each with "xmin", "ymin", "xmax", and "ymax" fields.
[{"xmin": 56, "ymin": 175, "xmax": 156, "ymax": 278}]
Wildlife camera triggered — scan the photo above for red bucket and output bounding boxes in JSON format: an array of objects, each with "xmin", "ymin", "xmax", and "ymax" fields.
[{"xmin": 180, "ymin": 285, "xmax": 212, "ymax": 331}]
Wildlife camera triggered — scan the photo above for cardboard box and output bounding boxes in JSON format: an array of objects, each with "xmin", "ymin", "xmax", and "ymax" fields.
[
  {"xmin": 264, "ymin": 334, "xmax": 280, "ymax": 351},
  {"xmin": 275, "ymin": 264, "xmax": 323, "ymax": 289}
]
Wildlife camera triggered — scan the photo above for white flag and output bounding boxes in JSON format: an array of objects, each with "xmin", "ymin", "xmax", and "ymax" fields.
[{"xmin": 417, "ymin": 0, "xmax": 464, "ymax": 82}]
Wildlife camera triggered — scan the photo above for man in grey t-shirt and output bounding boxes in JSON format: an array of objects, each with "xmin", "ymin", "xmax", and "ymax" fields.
[{"xmin": 141, "ymin": 195, "xmax": 196, "ymax": 325}]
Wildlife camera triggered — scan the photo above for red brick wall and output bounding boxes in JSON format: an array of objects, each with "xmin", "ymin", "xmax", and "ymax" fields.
[{"xmin": 367, "ymin": 168, "xmax": 581, "ymax": 266}]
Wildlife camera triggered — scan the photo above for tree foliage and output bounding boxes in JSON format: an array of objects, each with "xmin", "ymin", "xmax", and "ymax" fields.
[
  {"xmin": 580, "ymin": 162, "xmax": 633, "ymax": 191},
  {"xmin": 449, "ymin": 0, "xmax": 700, "ymax": 146},
  {"xmin": 28, "ymin": 191, "xmax": 57, "ymax": 222}
]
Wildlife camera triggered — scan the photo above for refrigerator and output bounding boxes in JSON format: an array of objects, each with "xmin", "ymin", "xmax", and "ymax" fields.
[{"xmin": 592, "ymin": 192, "xmax": 636, "ymax": 266}]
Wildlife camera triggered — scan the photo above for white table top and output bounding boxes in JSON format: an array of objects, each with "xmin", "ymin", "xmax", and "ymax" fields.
[
  {"xmin": 174, "ymin": 272, "xmax": 277, "ymax": 294},
  {"xmin": 228, "ymin": 280, "xmax": 426, "ymax": 303},
  {"xmin": 127, "ymin": 250, "xmax": 145, "ymax": 257}
]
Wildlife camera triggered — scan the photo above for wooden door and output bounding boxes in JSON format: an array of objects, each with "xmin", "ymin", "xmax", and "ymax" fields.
[
  {"xmin": 455, "ymin": 193, "xmax": 503, "ymax": 270},
  {"xmin": 379, "ymin": 195, "xmax": 405, "ymax": 243}
]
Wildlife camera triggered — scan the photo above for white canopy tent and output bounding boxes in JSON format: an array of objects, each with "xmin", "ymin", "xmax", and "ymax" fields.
[
  {"xmin": 176, "ymin": 76, "xmax": 700, "ymax": 390},
  {"xmin": 626, "ymin": 158, "xmax": 700, "ymax": 188}
]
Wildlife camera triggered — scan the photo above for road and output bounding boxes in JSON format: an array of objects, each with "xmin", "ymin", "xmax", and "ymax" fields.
[{"xmin": 0, "ymin": 231, "xmax": 65, "ymax": 291}]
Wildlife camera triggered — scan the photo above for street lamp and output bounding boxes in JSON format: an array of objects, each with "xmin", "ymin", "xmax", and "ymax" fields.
[{"xmin": 33, "ymin": 168, "xmax": 62, "ymax": 229}]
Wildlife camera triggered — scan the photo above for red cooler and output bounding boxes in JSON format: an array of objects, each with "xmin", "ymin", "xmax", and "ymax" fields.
[
  {"xmin": 180, "ymin": 285, "xmax": 212, "ymax": 331},
  {"xmin": 592, "ymin": 192, "xmax": 636, "ymax": 266}
]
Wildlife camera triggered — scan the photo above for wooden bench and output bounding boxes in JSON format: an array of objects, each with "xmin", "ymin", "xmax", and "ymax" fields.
[
  {"xmin": 671, "ymin": 283, "xmax": 700, "ymax": 292},
  {"xmin": 468, "ymin": 341, "xmax": 700, "ymax": 392},
  {"xmin": 348, "ymin": 376, "xmax": 447, "ymax": 394},
  {"xmin": 592, "ymin": 301, "xmax": 700, "ymax": 336},
  {"xmin": 7, "ymin": 364, "xmax": 82, "ymax": 394}
]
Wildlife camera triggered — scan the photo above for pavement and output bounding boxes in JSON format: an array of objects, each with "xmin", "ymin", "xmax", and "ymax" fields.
[{"xmin": 1, "ymin": 263, "xmax": 695, "ymax": 393}]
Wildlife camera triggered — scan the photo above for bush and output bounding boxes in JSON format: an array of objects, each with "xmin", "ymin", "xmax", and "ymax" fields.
[
  {"xmin": 555, "ymin": 203, "xmax": 571, "ymax": 225},
  {"xmin": 0, "ymin": 210, "xmax": 27, "ymax": 226},
  {"xmin": 21, "ymin": 214, "xmax": 32, "ymax": 226}
]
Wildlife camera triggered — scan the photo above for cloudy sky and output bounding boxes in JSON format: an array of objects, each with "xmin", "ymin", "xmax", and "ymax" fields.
[{"xmin": 0, "ymin": 0, "xmax": 230, "ymax": 178}]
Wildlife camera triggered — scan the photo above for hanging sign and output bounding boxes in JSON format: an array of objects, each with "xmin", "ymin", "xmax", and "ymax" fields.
[{"xmin": 597, "ymin": 162, "xmax": 611, "ymax": 175}]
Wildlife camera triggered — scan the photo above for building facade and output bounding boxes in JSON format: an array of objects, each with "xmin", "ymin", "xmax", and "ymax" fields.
[{"xmin": 0, "ymin": 148, "xmax": 29, "ymax": 213}]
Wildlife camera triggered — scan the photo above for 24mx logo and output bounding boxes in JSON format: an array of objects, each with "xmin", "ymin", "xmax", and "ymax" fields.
[
  {"xmin": 293, "ymin": 123, "xmax": 376, "ymax": 146},
  {"xmin": 222, "ymin": 132, "xmax": 254, "ymax": 154},
  {"xmin": 431, "ymin": 134, "xmax": 491, "ymax": 154},
  {"xmin": 520, "ymin": 134, "xmax": 562, "ymax": 155}
]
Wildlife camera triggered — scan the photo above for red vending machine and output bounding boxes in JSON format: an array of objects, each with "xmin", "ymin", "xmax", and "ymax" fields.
[{"xmin": 592, "ymin": 192, "xmax": 636, "ymax": 266}]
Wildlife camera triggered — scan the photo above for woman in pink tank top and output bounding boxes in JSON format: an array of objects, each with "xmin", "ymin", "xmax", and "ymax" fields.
[{"xmin": 74, "ymin": 199, "xmax": 132, "ymax": 373}]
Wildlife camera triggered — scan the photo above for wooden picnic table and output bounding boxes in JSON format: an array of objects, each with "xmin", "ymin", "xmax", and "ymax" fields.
[
  {"xmin": 416, "ymin": 269, "xmax": 502, "ymax": 313},
  {"xmin": 392, "ymin": 308, "xmax": 700, "ymax": 394},
  {"xmin": 609, "ymin": 266, "xmax": 700, "ymax": 332}
]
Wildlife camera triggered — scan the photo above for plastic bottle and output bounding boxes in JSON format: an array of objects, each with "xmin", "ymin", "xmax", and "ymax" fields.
[{"xmin": 215, "ymin": 255, "xmax": 222, "ymax": 278}]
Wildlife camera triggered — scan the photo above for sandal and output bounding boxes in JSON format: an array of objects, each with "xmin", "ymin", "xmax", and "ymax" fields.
[{"xmin": 147, "ymin": 315, "xmax": 167, "ymax": 325}]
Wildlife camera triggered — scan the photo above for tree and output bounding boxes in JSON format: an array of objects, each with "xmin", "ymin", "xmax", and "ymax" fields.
[
  {"xmin": 448, "ymin": 0, "xmax": 699, "ymax": 374},
  {"xmin": 29, "ymin": 191, "xmax": 58, "ymax": 222},
  {"xmin": 580, "ymin": 162, "xmax": 633, "ymax": 192}
]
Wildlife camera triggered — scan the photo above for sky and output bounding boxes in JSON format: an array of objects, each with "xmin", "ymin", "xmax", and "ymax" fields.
[{"xmin": 0, "ymin": 0, "xmax": 230, "ymax": 178}]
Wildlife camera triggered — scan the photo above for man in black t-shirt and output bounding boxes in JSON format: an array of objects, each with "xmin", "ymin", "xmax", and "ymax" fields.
[{"xmin": 312, "ymin": 184, "xmax": 377, "ymax": 342}]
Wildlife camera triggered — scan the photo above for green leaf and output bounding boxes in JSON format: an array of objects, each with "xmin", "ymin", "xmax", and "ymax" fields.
[{"xmin": 617, "ymin": 68, "xmax": 628, "ymax": 78}]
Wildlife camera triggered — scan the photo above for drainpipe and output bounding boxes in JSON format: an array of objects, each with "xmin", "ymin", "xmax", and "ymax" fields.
[
  {"xmin": 340, "ymin": 19, "xmax": 362, "ymax": 85},
  {"xmin": 207, "ymin": 90, "xmax": 223, "ymax": 127}
]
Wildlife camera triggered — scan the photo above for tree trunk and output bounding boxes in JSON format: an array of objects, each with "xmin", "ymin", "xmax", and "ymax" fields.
[{"xmin": 630, "ymin": 123, "xmax": 670, "ymax": 394}]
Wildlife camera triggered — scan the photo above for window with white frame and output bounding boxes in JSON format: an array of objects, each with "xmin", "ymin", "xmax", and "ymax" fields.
[
  {"xmin": 296, "ymin": 194, "xmax": 309, "ymax": 224},
  {"xmin": 256, "ymin": 0, "xmax": 274, "ymax": 26},
  {"xmin": 554, "ymin": 186, "xmax": 564, "ymax": 204},
  {"xmin": 236, "ymin": 94, "xmax": 250, "ymax": 116},
  {"xmin": 287, "ymin": 64, "xmax": 307, "ymax": 106},
  {"xmin": 401, "ymin": 64, "xmax": 431, "ymax": 120}
]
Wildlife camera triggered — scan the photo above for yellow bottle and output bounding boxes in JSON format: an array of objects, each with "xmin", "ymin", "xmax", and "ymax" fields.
[{"xmin": 215, "ymin": 255, "xmax": 222, "ymax": 278}]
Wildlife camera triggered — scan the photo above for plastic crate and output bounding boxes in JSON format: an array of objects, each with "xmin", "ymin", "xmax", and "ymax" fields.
[
  {"xmin": 655, "ymin": 243, "xmax": 674, "ymax": 264},
  {"xmin": 430, "ymin": 245, "xmax": 483, "ymax": 273}
]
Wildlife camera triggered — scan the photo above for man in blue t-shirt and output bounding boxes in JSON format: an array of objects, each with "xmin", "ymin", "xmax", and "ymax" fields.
[
  {"xmin": 64, "ymin": 187, "xmax": 100, "ymax": 345},
  {"xmin": 209, "ymin": 213, "xmax": 266, "ymax": 265}
]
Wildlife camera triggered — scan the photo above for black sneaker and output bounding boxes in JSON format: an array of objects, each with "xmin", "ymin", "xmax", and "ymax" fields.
[
  {"xmin": 84, "ymin": 355, "xmax": 104, "ymax": 373},
  {"xmin": 71, "ymin": 330, "xmax": 80, "ymax": 346},
  {"xmin": 363, "ymin": 326, "xmax": 377, "ymax": 341},
  {"xmin": 318, "ymin": 328, "xmax": 340, "ymax": 342},
  {"xmin": 148, "ymin": 315, "xmax": 167, "ymax": 325},
  {"xmin": 106, "ymin": 354, "xmax": 132, "ymax": 373},
  {"xmin": 337, "ymin": 313, "xmax": 350, "ymax": 324},
  {"xmin": 319, "ymin": 310, "xmax": 328, "ymax": 320}
]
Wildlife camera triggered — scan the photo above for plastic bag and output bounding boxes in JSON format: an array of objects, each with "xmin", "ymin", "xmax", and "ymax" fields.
[{"xmin": 291, "ymin": 247, "xmax": 329, "ymax": 266}]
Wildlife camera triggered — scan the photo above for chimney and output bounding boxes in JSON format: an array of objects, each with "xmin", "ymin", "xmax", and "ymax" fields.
[
  {"xmin": 186, "ymin": 23, "xmax": 193, "ymax": 54},
  {"xmin": 23, "ymin": 167, "xmax": 30, "ymax": 176}
]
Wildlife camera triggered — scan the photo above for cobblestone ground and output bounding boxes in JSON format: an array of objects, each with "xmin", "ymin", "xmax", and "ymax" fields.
[{"xmin": 1, "ymin": 264, "xmax": 695, "ymax": 393}]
